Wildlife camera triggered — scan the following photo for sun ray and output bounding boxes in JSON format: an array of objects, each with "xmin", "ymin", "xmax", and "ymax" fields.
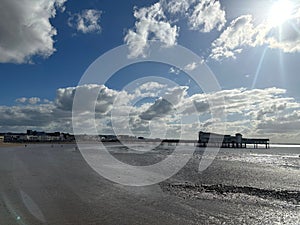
[
  {"xmin": 252, "ymin": 47, "xmax": 268, "ymax": 89},
  {"xmin": 279, "ymin": 48, "xmax": 287, "ymax": 87},
  {"xmin": 290, "ymin": 21, "xmax": 300, "ymax": 34}
]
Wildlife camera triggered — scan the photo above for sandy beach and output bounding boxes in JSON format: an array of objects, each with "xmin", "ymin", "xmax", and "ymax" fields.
[{"xmin": 0, "ymin": 144, "xmax": 299, "ymax": 225}]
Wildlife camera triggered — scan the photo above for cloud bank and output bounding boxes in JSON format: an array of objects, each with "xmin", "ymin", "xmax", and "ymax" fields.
[{"xmin": 1, "ymin": 84, "xmax": 300, "ymax": 142}]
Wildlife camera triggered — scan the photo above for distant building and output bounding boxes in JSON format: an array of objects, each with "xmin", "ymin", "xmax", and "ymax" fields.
[
  {"xmin": 4, "ymin": 133, "xmax": 24, "ymax": 142},
  {"xmin": 198, "ymin": 131, "xmax": 270, "ymax": 149},
  {"xmin": 3, "ymin": 130, "xmax": 74, "ymax": 143}
]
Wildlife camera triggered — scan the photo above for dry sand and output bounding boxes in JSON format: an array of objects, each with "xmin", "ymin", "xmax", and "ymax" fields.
[{"xmin": 0, "ymin": 142, "xmax": 23, "ymax": 147}]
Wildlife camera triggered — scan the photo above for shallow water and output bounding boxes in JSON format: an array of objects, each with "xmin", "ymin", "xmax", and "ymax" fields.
[
  {"xmin": 215, "ymin": 147, "xmax": 300, "ymax": 170},
  {"xmin": 0, "ymin": 144, "xmax": 299, "ymax": 224}
]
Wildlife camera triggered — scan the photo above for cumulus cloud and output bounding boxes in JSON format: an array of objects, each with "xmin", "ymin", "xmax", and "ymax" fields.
[
  {"xmin": 56, "ymin": 84, "xmax": 130, "ymax": 114},
  {"xmin": 188, "ymin": 0, "xmax": 226, "ymax": 32},
  {"xmin": 16, "ymin": 98, "xmax": 28, "ymax": 104},
  {"xmin": 0, "ymin": 0, "xmax": 66, "ymax": 64},
  {"xmin": 0, "ymin": 104, "xmax": 56, "ymax": 127},
  {"xmin": 140, "ymin": 86, "xmax": 188, "ymax": 120},
  {"xmin": 266, "ymin": 19, "xmax": 300, "ymax": 53},
  {"xmin": 170, "ymin": 62, "xmax": 202, "ymax": 74},
  {"xmin": 256, "ymin": 111, "xmax": 300, "ymax": 133},
  {"xmin": 184, "ymin": 62, "xmax": 198, "ymax": 71},
  {"xmin": 137, "ymin": 82, "xmax": 167, "ymax": 92},
  {"xmin": 169, "ymin": 67, "xmax": 181, "ymax": 75},
  {"xmin": 210, "ymin": 5, "xmax": 300, "ymax": 60},
  {"xmin": 124, "ymin": 0, "xmax": 227, "ymax": 58},
  {"xmin": 210, "ymin": 15, "xmax": 257, "ymax": 60},
  {"xmin": 28, "ymin": 97, "xmax": 41, "ymax": 105},
  {"xmin": 16, "ymin": 97, "xmax": 41, "ymax": 105},
  {"xmin": 132, "ymin": 81, "xmax": 168, "ymax": 99},
  {"xmin": 68, "ymin": 9, "xmax": 102, "ymax": 34},
  {"xmin": 140, "ymin": 98, "xmax": 174, "ymax": 120},
  {"xmin": 2, "ymin": 84, "xmax": 300, "ymax": 142},
  {"xmin": 161, "ymin": 0, "xmax": 196, "ymax": 15},
  {"xmin": 124, "ymin": 3, "xmax": 179, "ymax": 58},
  {"xmin": 161, "ymin": 0, "xmax": 226, "ymax": 32}
]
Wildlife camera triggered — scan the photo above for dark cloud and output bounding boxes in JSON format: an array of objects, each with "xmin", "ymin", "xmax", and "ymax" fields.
[{"xmin": 140, "ymin": 98, "xmax": 174, "ymax": 120}]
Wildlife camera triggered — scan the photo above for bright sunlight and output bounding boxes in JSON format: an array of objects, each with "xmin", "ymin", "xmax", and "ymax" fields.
[{"xmin": 268, "ymin": 0, "xmax": 294, "ymax": 26}]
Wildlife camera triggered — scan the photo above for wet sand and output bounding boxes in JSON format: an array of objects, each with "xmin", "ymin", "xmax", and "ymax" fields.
[{"xmin": 0, "ymin": 144, "xmax": 299, "ymax": 224}]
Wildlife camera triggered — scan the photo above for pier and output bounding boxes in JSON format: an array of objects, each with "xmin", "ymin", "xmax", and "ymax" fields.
[{"xmin": 198, "ymin": 131, "xmax": 270, "ymax": 149}]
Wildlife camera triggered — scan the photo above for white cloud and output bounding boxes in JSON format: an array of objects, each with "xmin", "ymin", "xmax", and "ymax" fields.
[
  {"xmin": 56, "ymin": 84, "xmax": 131, "ymax": 113},
  {"xmin": 140, "ymin": 98, "xmax": 174, "ymax": 120},
  {"xmin": 188, "ymin": 0, "xmax": 226, "ymax": 32},
  {"xmin": 0, "ymin": 104, "xmax": 57, "ymax": 127},
  {"xmin": 28, "ymin": 97, "xmax": 41, "ymax": 105},
  {"xmin": 184, "ymin": 62, "xmax": 198, "ymax": 71},
  {"xmin": 134, "ymin": 86, "xmax": 300, "ymax": 141},
  {"xmin": 210, "ymin": 5, "xmax": 300, "ymax": 61},
  {"xmin": 169, "ymin": 67, "xmax": 181, "ymax": 75},
  {"xmin": 140, "ymin": 86, "xmax": 188, "ymax": 120},
  {"xmin": 16, "ymin": 98, "xmax": 28, "ymax": 104},
  {"xmin": 256, "ymin": 111, "xmax": 300, "ymax": 134},
  {"xmin": 124, "ymin": 3, "xmax": 179, "ymax": 58},
  {"xmin": 133, "ymin": 81, "xmax": 168, "ymax": 98},
  {"xmin": 124, "ymin": 0, "xmax": 226, "ymax": 58},
  {"xmin": 3, "ymin": 85, "xmax": 300, "ymax": 142},
  {"xmin": 68, "ymin": 9, "xmax": 102, "ymax": 34},
  {"xmin": 161, "ymin": 0, "xmax": 196, "ymax": 14},
  {"xmin": 170, "ymin": 60, "xmax": 203, "ymax": 74},
  {"xmin": 161, "ymin": 0, "xmax": 226, "ymax": 33},
  {"xmin": 138, "ymin": 82, "xmax": 167, "ymax": 92},
  {"xmin": 210, "ymin": 15, "xmax": 257, "ymax": 60},
  {"xmin": 16, "ymin": 97, "xmax": 41, "ymax": 104},
  {"xmin": 266, "ymin": 18, "xmax": 300, "ymax": 53},
  {"xmin": 0, "ymin": 0, "xmax": 66, "ymax": 64}
]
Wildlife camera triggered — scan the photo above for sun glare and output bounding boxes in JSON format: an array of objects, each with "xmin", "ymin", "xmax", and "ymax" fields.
[{"xmin": 268, "ymin": 0, "xmax": 294, "ymax": 26}]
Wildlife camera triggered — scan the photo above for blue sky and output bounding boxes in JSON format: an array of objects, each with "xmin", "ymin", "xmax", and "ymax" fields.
[{"xmin": 1, "ymin": 0, "xmax": 300, "ymax": 142}]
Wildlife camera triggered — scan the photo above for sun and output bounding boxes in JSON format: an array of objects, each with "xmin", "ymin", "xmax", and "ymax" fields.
[{"xmin": 268, "ymin": 0, "xmax": 294, "ymax": 26}]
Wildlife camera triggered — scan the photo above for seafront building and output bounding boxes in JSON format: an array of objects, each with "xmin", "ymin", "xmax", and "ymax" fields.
[
  {"xmin": 198, "ymin": 131, "xmax": 270, "ymax": 149},
  {"xmin": 2, "ymin": 130, "xmax": 144, "ymax": 143},
  {"xmin": 3, "ymin": 130, "xmax": 75, "ymax": 143}
]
